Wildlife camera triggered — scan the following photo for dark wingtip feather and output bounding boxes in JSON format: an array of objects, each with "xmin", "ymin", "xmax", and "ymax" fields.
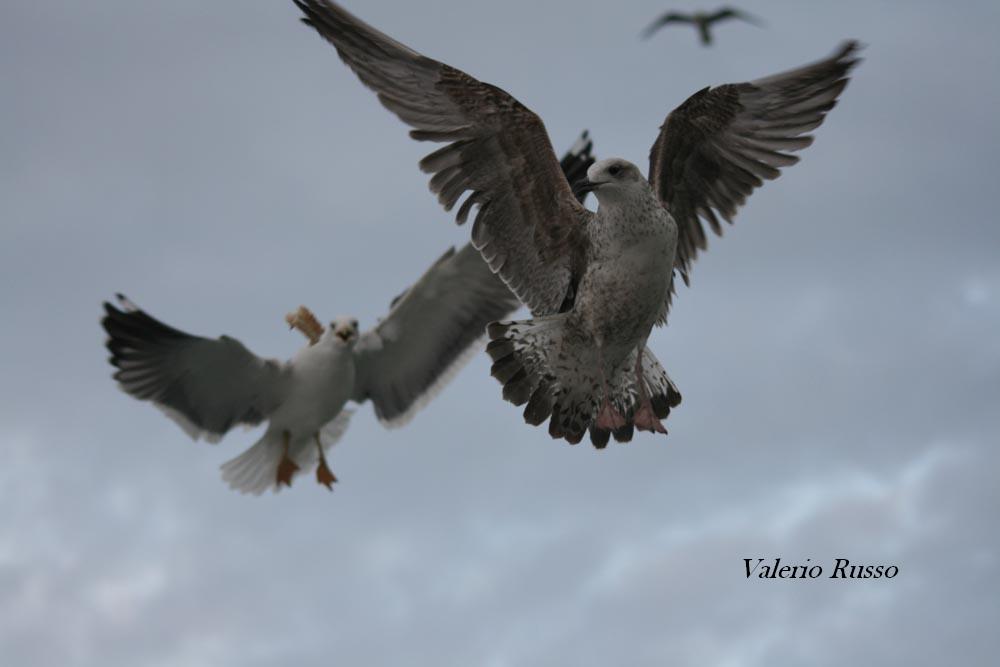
[
  {"xmin": 650, "ymin": 395, "xmax": 672, "ymax": 420},
  {"xmin": 612, "ymin": 423, "xmax": 635, "ymax": 443},
  {"xmin": 485, "ymin": 337, "xmax": 514, "ymax": 362},
  {"xmin": 486, "ymin": 321, "xmax": 511, "ymax": 341},
  {"xmin": 548, "ymin": 404, "xmax": 564, "ymax": 439},
  {"xmin": 589, "ymin": 425, "xmax": 611, "ymax": 449},
  {"xmin": 490, "ymin": 354, "xmax": 522, "ymax": 384},
  {"xmin": 501, "ymin": 368, "xmax": 533, "ymax": 406},
  {"xmin": 559, "ymin": 129, "xmax": 597, "ymax": 204},
  {"xmin": 668, "ymin": 385, "xmax": 682, "ymax": 407},
  {"xmin": 522, "ymin": 384, "xmax": 554, "ymax": 426}
]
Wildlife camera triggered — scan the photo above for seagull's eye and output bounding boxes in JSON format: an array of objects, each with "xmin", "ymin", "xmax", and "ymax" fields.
[
  {"xmin": 609, "ymin": 165, "xmax": 622, "ymax": 177},
  {"xmin": 351, "ymin": 319, "xmax": 358, "ymax": 330}
]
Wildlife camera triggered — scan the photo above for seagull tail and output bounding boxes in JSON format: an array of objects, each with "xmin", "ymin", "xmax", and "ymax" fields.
[
  {"xmin": 605, "ymin": 346, "xmax": 683, "ymax": 446},
  {"xmin": 569, "ymin": 344, "xmax": 681, "ymax": 447},
  {"xmin": 219, "ymin": 432, "xmax": 284, "ymax": 495},
  {"xmin": 487, "ymin": 318, "xmax": 681, "ymax": 447},
  {"xmin": 218, "ymin": 410, "xmax": 353, "ymax": 495}
]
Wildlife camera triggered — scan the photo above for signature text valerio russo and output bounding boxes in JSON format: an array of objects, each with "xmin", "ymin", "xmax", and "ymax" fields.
[{"xmin": 745, "ymin": 558, "xmax": 898, "ymax": 579}]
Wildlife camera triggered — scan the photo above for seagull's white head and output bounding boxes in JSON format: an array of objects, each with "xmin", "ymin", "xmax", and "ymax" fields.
[
  {"xmin": 327, "ymin": 316, "xmax": 360, "ymax": 347},
  {"xmin": 574, "ymin": 158, "xmax": 648, "ymax": 205}
]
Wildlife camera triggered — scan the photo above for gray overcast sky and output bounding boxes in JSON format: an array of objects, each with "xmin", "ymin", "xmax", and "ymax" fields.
[{"xmin": 2, "ymin": 1, "xmax": 998, "ymax": 665}]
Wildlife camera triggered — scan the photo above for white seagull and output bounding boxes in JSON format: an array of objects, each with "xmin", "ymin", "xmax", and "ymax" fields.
[
  {"xmin": 293, "ymin": 0, "xmax": 860, "ymax": 446},
  {"xmin": 102, "ymin": 133, "xmax": 596, "ymax": 492}
]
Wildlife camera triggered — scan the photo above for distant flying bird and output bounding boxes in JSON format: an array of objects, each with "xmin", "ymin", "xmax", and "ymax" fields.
[
  {"xmin": 101, "ymin": 133, "xmax": 595, "ymax": 493},
  {"xmin": 641, "ymin": 7, "xmax": 763, "ymax": 45},
  {"xmin": 294, "ymin": 0, "xmax": 860, "ymax": 446}
]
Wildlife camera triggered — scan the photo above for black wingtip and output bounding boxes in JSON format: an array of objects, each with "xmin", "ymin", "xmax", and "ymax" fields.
[
  {"xmin": 612, "ymin": 423, "xmax": 634, "ymax": 443},
  {"xmin": 102, "ymin": 297, "xmax": 132, "ymax": 322},
  {"xmin": 831, "ymin": 40, "xmax": 864, "ymax": 70},
  {"xmin": 561, "ymin": 130, "xmax": 598, "ymax": 204},
  {"xmin": 589, "ymin": 425, "xmax": 611, "ymax": 449},
  {"xmin": 112, "ymin": 292, "xmax": 141, "ymax": 313}
]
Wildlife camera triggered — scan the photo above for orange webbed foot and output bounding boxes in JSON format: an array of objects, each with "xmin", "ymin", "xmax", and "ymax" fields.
[
  {"xmin": 276, "ymin": 455, "xmax": 300, "ymax": 487},
  {"xmin": 276, "ymin": 431, "xmax": 299, "ymax": 488},
  {"xmin": 314, "ymin": 433, "xmax": 337, "ymax": 491},
  {"xmin": 316, "ymin": 458, "xmax": 337, "ymax": 490}
]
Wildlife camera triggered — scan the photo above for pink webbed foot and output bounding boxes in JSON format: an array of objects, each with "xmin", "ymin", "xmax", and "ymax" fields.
[
  {"xmin": 634, "ymin": 401, "xmax": 667, "ymax": 435},
  {"xmin": 596, "ymin": 398, "xmax": 626, "ymax": 431}
]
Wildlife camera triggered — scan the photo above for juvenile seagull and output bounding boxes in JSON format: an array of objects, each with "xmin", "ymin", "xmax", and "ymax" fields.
[
  {"xmin": 294, "ymin": 0, "xmax": 859, "ymax": 446},
  {"xmin": 101, "ymin": 134, "xmax": 595, "ymax": 491},
  {"xmin": 641, "ymin": 7, "xmax": 763, "ymax": 45}
]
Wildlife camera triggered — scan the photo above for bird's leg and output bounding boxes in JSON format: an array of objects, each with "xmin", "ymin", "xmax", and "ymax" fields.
[
  {"xmin": 275, "ymin": 430, "xmax": 300, "ymax": 487},
  {"xmin": 632, "ymin": 346, "xmax": 667, "ymax": 434},
  {"xmin": 594, "ymin": 345, "xmax": 626, "ymax": 430},
  {"xmin": 698, "ymin": 22, "xmax": 712, "ymax": 46},
  {"xmin": 314, "ymin": 433, "xmax": 337, "ymax": 490}
]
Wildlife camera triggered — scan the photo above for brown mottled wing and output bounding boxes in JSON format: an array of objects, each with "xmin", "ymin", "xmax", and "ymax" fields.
[
  {"xmin": 351, "ymin": 134, "xmax": 594, "ymax": 425},
  {"xmin": 295, "ymin": 0, "xmax": 592, "ymax": 316},
  {"xmin": 649, "ymin": 41, "xmax": 860, "ymax": 295}
]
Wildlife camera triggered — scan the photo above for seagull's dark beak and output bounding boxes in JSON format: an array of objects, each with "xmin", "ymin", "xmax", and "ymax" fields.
[
  {"xmin": 572, "ymin": 177, "xmax": 600, "ymax": 198},
  {"xmin": 331, "ymin": 323, "xmax": 354, "ymax": 342}
]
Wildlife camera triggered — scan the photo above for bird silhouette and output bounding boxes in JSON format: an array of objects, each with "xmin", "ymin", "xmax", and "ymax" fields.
[{"xmin": 641, "ymin": 7, "xmax": 763, "ymax": 45}]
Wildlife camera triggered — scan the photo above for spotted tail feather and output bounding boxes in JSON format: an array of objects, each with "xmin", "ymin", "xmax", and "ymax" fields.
[
  {"xmin": 486, "ymin": 318, "xmax": 682, "ymax": 447},
  {"xmin": 600, "ymin": 346, "xmax": 682, "ymax": 445}
]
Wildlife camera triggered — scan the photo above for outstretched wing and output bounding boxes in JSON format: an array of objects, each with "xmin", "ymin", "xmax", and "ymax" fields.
[
  {"xmin": 352, "ymin": 132, "xmax": 594, "ymax": 426},
  {"xmin": 352, "ymin": 244, "xmax": 522, "ymax": 427},
  {"xmin": 101, "ymin": 295, "xmax": 292, "ymax": 442},
  {"xmin": 707, "ymin": 8, "xmax": 764, "ymax": 26},
  {"xmin": 560, "ymin": 130, "xmax": 596, "ymax": 203},
  {"xmin": 294, "ymin": 0, "xmax": 593, "ymax": 316},
  {"xmin": 649, "ymin": 41, "xmax": 860, "ymax": 294},
  {"xmin": 640, "ymin": 12, "xmax": 694, "ymax": 39}
]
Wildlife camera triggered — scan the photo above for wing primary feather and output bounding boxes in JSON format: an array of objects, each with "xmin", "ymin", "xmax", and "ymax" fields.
[
  {"xmin": 648, "ymin": 40, "xmax": 861, "ymax": 319},
  {"xmin": 295, "ymin": 0, "xmax": 593, "ymax": 317}
]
